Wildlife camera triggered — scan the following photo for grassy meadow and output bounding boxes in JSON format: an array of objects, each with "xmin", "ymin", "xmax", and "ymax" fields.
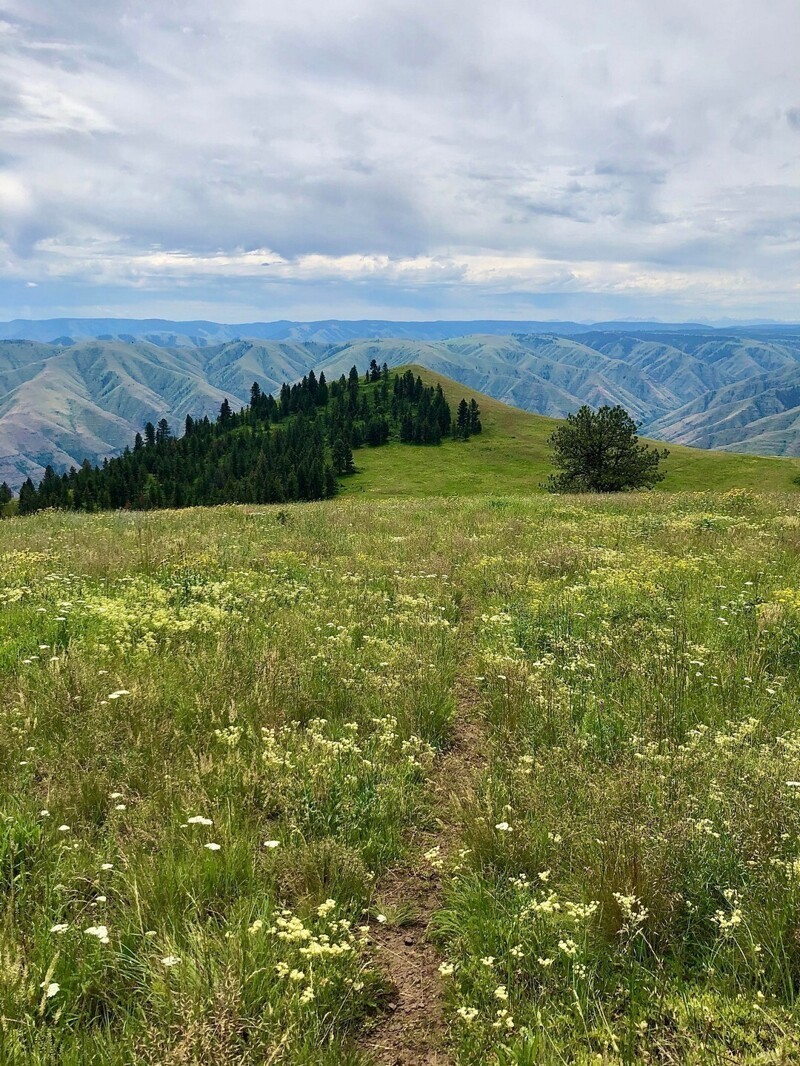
[
  {"xmin": 2, "ymin": 490, "xmax": 800, "ymax": 1062},
  {"xmin": 346, "ymin": 367, "xmax": 800, "ymax": 498}
]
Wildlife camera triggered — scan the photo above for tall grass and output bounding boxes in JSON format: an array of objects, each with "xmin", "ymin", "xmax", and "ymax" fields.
[{"xmin": 1, "ymin": 490, "xmax": 800, "ymax": 1061}]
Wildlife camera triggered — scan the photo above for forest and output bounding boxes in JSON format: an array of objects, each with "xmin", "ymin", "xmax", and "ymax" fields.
[{"xmin": 15, "ymin": 362, "xmax": 481, "ymax": 513}]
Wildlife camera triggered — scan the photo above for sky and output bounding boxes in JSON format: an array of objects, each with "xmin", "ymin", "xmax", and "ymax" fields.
[{"xmin": 0, "ymin": 0, "xmax": 799, "ymax": 323}]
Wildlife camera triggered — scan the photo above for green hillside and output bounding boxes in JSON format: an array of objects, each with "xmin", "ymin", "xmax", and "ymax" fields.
[{"xmin": 347, "ymin": 365, "xmax": 800, "ymax": 496}]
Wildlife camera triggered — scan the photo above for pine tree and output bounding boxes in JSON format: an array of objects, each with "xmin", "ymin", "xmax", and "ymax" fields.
[
  {"xmin": 455, "ymin": 398, "xmax": 470, "ymax": 440},
  {"xmin": 18, "ymin": 478, "xmax": 38, "ymax": 515},
  {"xmin": 546, "ymin": 405, "xmax": 669, "ymax": 493}
]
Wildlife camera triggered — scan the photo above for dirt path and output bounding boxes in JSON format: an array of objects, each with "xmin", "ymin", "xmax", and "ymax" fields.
[{"xmin": 359, "ymin": 689, "xmax": 487, "ymax": 1065}]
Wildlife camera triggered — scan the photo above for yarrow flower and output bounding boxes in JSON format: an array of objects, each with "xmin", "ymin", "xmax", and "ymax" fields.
[
  {"xmin": 85, "ymin": 925, "xmax": 110, "ymax": 943},
  {"xmin": 456, "ymin": 1006, "xmax": 479, "ymax": 1023},
  {"xmin": 187, "ymin": 816, "xmax": 213, "ymax": 826},
  {"xmin": 161, "ymin": 955, "xmax": 181, "ymax": 967},
  {"xmin": 203, "ymin": 842, "xmax": 221, "ymax": 851},
  {"xmin": 263, "ymin": 840, "xmax": 281, "ymax": 848}
]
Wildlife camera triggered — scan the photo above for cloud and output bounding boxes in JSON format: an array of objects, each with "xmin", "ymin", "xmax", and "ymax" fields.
[{"xmin": 0, "ymin": 0, "xmax": 799, "ymax": 320}]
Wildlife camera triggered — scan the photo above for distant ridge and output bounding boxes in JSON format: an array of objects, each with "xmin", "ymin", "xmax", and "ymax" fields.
[
  {"xmin": 4, "ymin": 317, "xmax": 798, "ymax": 347},
  {"xmin": 5, "ymin": 326, "xmax": 800, "ymax": 487}
]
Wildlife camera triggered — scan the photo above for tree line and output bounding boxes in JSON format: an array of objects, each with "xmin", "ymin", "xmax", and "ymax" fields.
[{"xmin": 9, "ymin": 364, "xmax": 480, "ymax": 515}]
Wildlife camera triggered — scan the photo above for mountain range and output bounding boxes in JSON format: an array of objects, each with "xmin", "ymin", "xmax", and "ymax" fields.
[{"xmin": 3, "ymin": 319, "xmax": 800, "ymax": 488}]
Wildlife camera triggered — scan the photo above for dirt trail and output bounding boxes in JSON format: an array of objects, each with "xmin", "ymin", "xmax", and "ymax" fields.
[{"xmin": 360, "ymin": 688, "xmax": 487, "ymax": 1066}]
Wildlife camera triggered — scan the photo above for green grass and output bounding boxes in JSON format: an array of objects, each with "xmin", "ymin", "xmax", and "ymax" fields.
[
  {"xmin": 4, "ymin": 493, "xmax": 800, "ymax": 1061},
  {"xmin": 5, "ymin": 376, "xmax": 800, "ymax": 1062},
  {"xmin": 345, "ymin": 366, "xmax": 800, "ymax": 496}
]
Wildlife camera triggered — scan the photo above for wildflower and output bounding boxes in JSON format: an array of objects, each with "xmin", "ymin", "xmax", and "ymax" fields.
[
  {"xmin": 510, "ymin": 944, "xmax": 524, "ymax": 958},
  {"xmin": 456, "ymin": 1006, "xmax": 479, "ymax": 1023},
  {"xmin": 538, "ymin": 869, "xmax": 551, "ymax": 882},
  {"xmin": 50, "ymin": 923, "xmax": 69, "ymax": 934},
  {"xmin": 316, "ymin": 899, "xmax": 336, "ymax": 917},
  {"xmin": 538, "ymin": 957, "xmax": 554, "ymax": 967},
  {"xmin": 40, "ymin": 809, "xmax": 50, "ymax": 817},
  {"xmin": 300, "ymin": 986, "xmax": 315, "ymax": 1003},
  {"xmin": 100, "ymin": 863, "xmax": 114, "ymax": 871},
  {"xmin": 107, "ymin": 690, "xmax": 130, "ymax": 699},
  {"xmin": 438, "ymin": 962, "xmax": 454, "ymax": 976},
  {"xmin": 114, "ymin": 804, "xmax": 127, "ymax": 811},
  {"xmin": 109, "ymin": 792, "xmax": 124, "ymax": 799},
  {"xmin": 558, "ymin": 938, "xmax": 578, "ymax": 956},
  {"xmin": 289, "ymin": 969, "xmax": 305, "ymax": 982},
  {"xmin": 95, "ymin": 895, "xmax": 107, "ymax": 903},
  {"xmin": 249, "ymin": 919, "xmax": 264, "ymax": 934},
  {"xmin": 41, "ymin": 982, "xmax": 60, "ymax": 998},
  {"xmin": 85, "ymin": 925, "xmax": 110, "ymax": 943},
  {"xmin": 494, "ymin": 821, "xmax": 513, "ymax": 832},
  {"xmin": 144, "ymin": 930, "xmax": 157, "ymax": 938},
  {"xmin": 161, "ymin": 955, "xmax": 181, "ymax": 967},
  {"xmin": 376, "ymin": 914, "xmax": 387, "ymax": 924},
  {"xmin": 481, "ymin": 956, "xmax": 495, "ymax": 967},
  {"xmin": 203, "ymin": 842, "xmax": 221, "ymax": 851},
  {"xmin": 494, "ymin": 985, "xmax": 508, "ymax": 1001},
  {"xmin": 57, "ymin": 824, "xmax": 70, "ymax": 833},
  {"xmin": 263, "ymin": 840, "xmax": 281, "ymax": 848},
  {"xmin": 187, "ymin": 815, "xmax": 213, "ymax": 826}
]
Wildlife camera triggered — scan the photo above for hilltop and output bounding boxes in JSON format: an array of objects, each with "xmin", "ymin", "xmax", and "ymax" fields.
[
  {"xmin": 345, "ymin": 366, "xmax": 800, "ymax": 496},
  {"xmin": 6, "ymin": 328, "xmax": 800, "ymax": 487},
  {"xmin": 6, "ymin": 362, "xmax": 800, "ymax": 506}
]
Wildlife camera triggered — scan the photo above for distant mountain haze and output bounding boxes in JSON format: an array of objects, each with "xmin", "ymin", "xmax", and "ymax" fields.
[
  {"xmin": 3, "ymin": 321, "xmax": 800, "ymax": 488},
  {"xmin": 4, "ymin": 318, "xmax": 795, "ymax": 347}
]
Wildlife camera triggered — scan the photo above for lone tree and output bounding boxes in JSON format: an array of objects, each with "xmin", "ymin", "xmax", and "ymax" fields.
[{"xmin": 546, "ymin": 404, "xmax": 669, "ymax": 493}]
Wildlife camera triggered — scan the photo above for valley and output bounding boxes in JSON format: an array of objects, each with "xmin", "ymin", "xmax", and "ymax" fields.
[{"xmin": 4, "ymin": 323, "xmax": 800, "ymax": 489}]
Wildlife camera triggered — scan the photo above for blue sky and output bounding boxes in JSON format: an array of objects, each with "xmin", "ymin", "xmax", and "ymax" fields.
[{"xmin": 1, "ymin": 0, "xmax": 799, "ymax": 323}]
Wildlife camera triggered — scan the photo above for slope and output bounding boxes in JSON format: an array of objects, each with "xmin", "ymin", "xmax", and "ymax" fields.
[{"xmin": 345, "ymin": 367, "xmax": 800, "ymax": 496}]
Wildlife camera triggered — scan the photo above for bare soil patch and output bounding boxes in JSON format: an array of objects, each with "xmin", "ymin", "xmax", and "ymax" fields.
[{"xmin": 360, "ymin": 686, "xmax": 487, "ymax": 1065}]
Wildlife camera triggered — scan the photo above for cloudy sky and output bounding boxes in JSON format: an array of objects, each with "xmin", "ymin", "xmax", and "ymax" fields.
[{"xmin": 1, "ymin": 0, "xmax": 799, "ymax": 323}]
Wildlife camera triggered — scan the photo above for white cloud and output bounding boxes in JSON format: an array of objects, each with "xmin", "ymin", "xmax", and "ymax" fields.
[{"xmin": 0, "ymin": 0, "xmax": 799, "ymax": 319}]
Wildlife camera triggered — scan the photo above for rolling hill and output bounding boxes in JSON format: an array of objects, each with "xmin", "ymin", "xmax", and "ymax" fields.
[
  {"xmin": 342, "ymin": 366, "xmax": 800, "ymax": 496},
  {"xmin": 5, "ymin": 328, "xmax": 800, "ymax": 487}
]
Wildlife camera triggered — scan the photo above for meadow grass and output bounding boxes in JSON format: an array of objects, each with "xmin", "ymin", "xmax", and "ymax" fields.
[
  {"xmin": 346, "ymin": 367, "xmax": 800, "ymax": 498},
  {"xmin": 2, "ymin": 490, "xmax": 800, "ymax": 1062}
]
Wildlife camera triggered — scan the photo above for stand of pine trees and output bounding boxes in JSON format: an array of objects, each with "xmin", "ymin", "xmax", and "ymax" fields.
[{"xmin": 14, "ymin": 366, "xmax": 480, "ymax": 514}]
